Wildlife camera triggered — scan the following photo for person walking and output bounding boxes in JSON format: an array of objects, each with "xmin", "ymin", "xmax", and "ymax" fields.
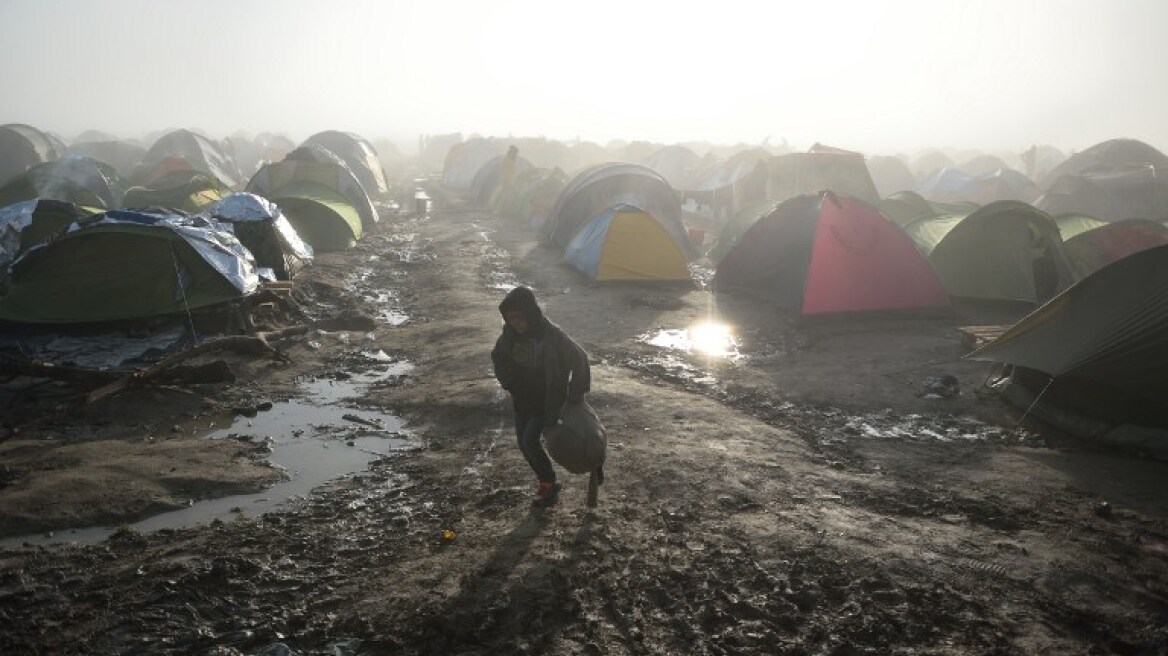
[{"xmin": 491, "ymin": 286, "xmax": 590, "ymax": 507}]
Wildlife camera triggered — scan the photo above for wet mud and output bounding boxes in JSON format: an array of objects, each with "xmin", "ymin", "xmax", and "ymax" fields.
[{"xmin": 1, "ymin": 199, "xmax": 1167, "ymax": 655}]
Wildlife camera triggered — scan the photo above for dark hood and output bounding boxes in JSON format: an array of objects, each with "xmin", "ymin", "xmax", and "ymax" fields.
[{"xmin": 499, "ymin": 286, "xmax": 545, "ymax": 335}]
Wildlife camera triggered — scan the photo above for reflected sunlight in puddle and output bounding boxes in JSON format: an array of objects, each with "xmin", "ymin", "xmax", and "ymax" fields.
[{"xmin": 643, "ymin": 321, "xmax": 742, "ymax": 360}]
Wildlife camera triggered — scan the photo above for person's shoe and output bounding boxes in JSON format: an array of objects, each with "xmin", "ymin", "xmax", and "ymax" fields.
[{"xmin": 533, "ymin": 481, "xmax": 562, "ymax": 507}]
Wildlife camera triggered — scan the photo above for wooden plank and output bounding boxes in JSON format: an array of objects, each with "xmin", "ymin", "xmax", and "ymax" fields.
[{"xmin": 959, "ymin": 325, "xmax": 1010, "ymax": 348}]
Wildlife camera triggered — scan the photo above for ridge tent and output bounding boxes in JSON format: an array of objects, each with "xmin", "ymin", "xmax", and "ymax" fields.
[
  {"xmin": 767, "ymin": 146, "xmax": 880, "ymax": 206},
  {"xmin": 442, "ymin": 138, "xmax": 504, "ymax": 192},
  {"xmin": 1055, "ymin": 216, "xmax": 1168, "ymax": 279},
  {"xmin": 246, "ymin": 159, "xmax": 376, "ymax": 251},
  {"xmin": 968, "ymin": 243, "xmax": 1168, "ymax": 415},
  {"xmin": 713, "ymin": 192, "xmax": 949, "ymax": 315},
  {"xmin": 134, "ymin": 129, "xmax": 243, "ymax": 189},
  {"xmin": 563, "ymin": 204, "xmax": 693, "ymax": 282},
  {"xmin": 0, "ymin": 124, "xmax": 65, "ymax": 186},
  {"xmin": 547, "ymin": 162, "xmax": 688, "ymax": 253},
  {"xmin": 202, "ymin": 193, "xmax": 314, "ymax": 281},
  {"xmin": 302, "ymin": 131, "xmax": 390, "ymax": 199},
  {"xmin": 0, "ymin": 209, "xmax": 258, "ymax": 324},
  {"xmin": 903, "ymin": 201, "xmax": 1074, "ymax": 303},
  {"xmin": 0, "ymin": 199, "xmax": 102, "ymax": 268},
  {"xmin": 123, "ymin": 169, "xmax": 229, "ymax": 213},
  {"xmin": 0, "ymin": 156, "xmax": 124, "ymax": 209}
]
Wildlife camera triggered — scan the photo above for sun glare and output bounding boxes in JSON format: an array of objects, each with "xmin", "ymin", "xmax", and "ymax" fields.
[{"xmin": 688, "ymin": 322, "xmax": 738, "ymax": 358}]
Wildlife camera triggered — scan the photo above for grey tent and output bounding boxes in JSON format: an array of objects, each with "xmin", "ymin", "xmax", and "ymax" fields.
[
  {"xmin": 767, "ymin": 145, "xmax": 879, "ymax": 206},
  {"xmin": 302, "ymin": 131, "xmax": 390, "ymax": 199},
  {"xmin": 547, "ymin": 162, "xmax": 689, "ymax": 254},
  {"xmin": 0, "ymin": 156, "xmax": 124, "ymax": 209},
  {"xmin": 134, "ymin": 129, "xmax": 243, "ymax": 189},
  {"xmin": 0, "ymin": 124, "xmax": 65, "ymax": 186},
  {"xmin": 202, "ymin": 193, "xmax": 314, "ymax": 280},
  {"xmin": 867, "ymin": 155, "xmax": 917, "ymax": 198}
]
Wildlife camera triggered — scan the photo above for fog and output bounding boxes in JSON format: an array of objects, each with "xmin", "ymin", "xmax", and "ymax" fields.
[{"xmin": 3, "ymin": 0, "xmax": 1166, "ymax": 155}]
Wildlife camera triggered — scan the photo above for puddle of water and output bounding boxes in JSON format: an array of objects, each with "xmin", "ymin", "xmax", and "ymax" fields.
[
  {"xmin": 348, "ymin": 265, "xmax": 410, "ymax": 326},
  {"xmin": 1, "ymin": 366, "xmax": 417, "ymax": 549},
  {"xmin": 641, "ymin": 321, "xmax": 742, "ymax": 360},
  {"xmin": 839, "ymin": 412, "xmax": 1011, "ymax": 444}
]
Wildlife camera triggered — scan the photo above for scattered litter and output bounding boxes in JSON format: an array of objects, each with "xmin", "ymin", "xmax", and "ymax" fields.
[{"xmin": 918, "ymin": 375, "xmax": 960, "ymax": 399}]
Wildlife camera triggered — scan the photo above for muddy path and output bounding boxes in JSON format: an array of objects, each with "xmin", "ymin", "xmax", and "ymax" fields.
[{"xmin": 1, "ymin": 200, "xmax": 1167, "ymax": 655}]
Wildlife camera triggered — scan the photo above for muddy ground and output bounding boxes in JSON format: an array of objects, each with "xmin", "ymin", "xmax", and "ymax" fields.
[{"xmin": 1, "ymin": 192, "xmax": 1167, "ymax": 655}]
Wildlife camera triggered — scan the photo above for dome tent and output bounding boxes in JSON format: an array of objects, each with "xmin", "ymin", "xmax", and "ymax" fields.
[
  {"xmin": 563, "ymin": 204, "xmax": 693, "ymax": 282},
  {"xmin": 547, "ymin": 162, "xmax": 689, "ymax": 254},
  {"xmin": 0, "ymin": 209, "xmax": 258, "ymax": 324},
  {"xmin": 713, "ymin": 192, "xmax": 949, "ymax": 316},
  {"xmin": 904, "ymin": 201, "xmax": 1075, "ymax": 303},
  {"xmin": 302, "ymin": 130, "xmax": 390, "ymax": 199},
  {"xmin": 202, "ymin": 193, "xmax": 314, "ymax": 281}
]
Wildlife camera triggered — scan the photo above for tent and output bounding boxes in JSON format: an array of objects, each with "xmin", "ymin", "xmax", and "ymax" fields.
[
  {"xmin": 867, "ymin": 155, "xmax": 917, "ymax": 198},
  {"xmin": 1036, "ymin": 165, "xmax": 1168, "ymax": 222},
  {"xmin": 1038, "ymin": 138, "xmax": 1168, "ymax": 189},
  {"xmin": 64, "ymin": 139, "xmax": 147, "ymax": 179},
  {"xmin": 547, "ymin": 162, "xmax": 688, "ymax": 252},
  {"xmin": 679, "ymin": 148, "xmax": 769, "ymax": 220},
  {"xmin": 442, "ymin": 138, "xmax": 504, "ymax": 192},
  {"xmin": 1054, "ymin": 215, "xmax": 1168, "ymax": 279},
  {"xmin": 876, "ymin": 191, "xmax": 978, "ymax": 227},
  {"xmin": 0, "ymin": 156, "xmax": 124, "ymax": 209},
  {"xmin": 643, "ymin": 145, "xmax": 704, "ymax": 190},
  {"xmin": 0, "ymin": 199, "xmax": 102, "ymax": 268},
  {"xmin": 302, "ymin": 131, "xmax": 390, "ymax": 199},
  {"xmin": 563, "ymin": 204, "xmax": 693, "ymax": 282},
  {"xmin": 134, "ymin": 129, "xmax": 243, "ymax": 189},
  {"xmin": 123, "ymin": 169, "xmax": 229, "ymax": 213},
  {"xmin": 469, "ymin": 153, "xmax": 532, "ymax": 207},
  {"xmin": 0, "ymin": 209, "xmax": 257, "ymax": 324},
  {"xmin": 0, "ymin": 124, "xmax": 65, "ymax": 186},
  {"xmin": 917, "ymin": 167, "xmax": 1040, "ymax": 205},
  {"xmin": 510, "ymin": 167, "xmax": 567, "ymax": 231},
  {"xmin": 713, "ymin": 192, "xmax": 949, "ymax": 315},
  {"xmin": 202, "ymin": 193, "xmax": 314, "ymax": 281},
  {"xmin": 969, "ymin": 243, "xmax": 1168, "ymax": 413},
  {"xmin": 246, "ymin": 158, "xmax": 376, "ymax": 251},
  {"xmin": 767, "ymin": 145, "xmax": 880, "ymax": 206},
  {"xmin": 903, "ymin": 201, "xmax": 1075, "ymax": 303}
]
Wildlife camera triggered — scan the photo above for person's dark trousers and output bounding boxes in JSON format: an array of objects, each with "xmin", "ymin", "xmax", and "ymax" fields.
[{"xmin": 515, "ymin": 407, "xmax": 555, "ymax": 483}]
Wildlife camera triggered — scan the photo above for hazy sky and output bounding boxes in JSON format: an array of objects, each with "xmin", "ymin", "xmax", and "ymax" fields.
[{"xmin": 3, "ymin": 0, "xmax": 1166, "ymax": 155}]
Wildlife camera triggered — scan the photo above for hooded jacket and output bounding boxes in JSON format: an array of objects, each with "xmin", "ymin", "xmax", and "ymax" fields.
[{"xmin": 492, "ymin": 286, "xmax": 590, "ymax": 424}]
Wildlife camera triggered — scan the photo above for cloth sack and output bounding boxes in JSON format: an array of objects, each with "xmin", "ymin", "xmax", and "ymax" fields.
[{"xmin": 544, "ymin": 400, "xmax": 607, "ymax": 474}]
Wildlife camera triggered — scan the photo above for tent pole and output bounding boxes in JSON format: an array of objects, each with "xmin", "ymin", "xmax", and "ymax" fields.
[{"xmin": 1017, "ymin": 374, "xmax": 1055, "ymax": 427}]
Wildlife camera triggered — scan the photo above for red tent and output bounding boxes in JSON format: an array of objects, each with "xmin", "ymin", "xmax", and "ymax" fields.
[{"xmin": 714, "ymin": 192, "xmax": 950, "ymax": 315}]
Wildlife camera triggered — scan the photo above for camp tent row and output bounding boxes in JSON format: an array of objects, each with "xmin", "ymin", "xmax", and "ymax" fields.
[
  {"xmin": 2, "ymin": 125, "xmax": 394, "ymax": 254},
  {"xmin": 0, "ymin": 193, "xmax": 314, "ymax": 324}
]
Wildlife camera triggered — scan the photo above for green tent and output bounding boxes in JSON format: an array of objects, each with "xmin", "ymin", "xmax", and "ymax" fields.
[
  {"xmin": 0, "ymin": 199, "xmax": 102, "ymax": 267},
  {"xmin": 123, "ymin": 169, "xmax": 230, "ymax": 213},
  {"xmin": 969, "ymin": 243, "xmax": 1168, "ymax": 414},
  {"xmin": 246, "ymin": 158, "xmax": 375, "ymax": 252},
  {"xmin": 877, "ymin": 190, "xmax": 978, "ymax": 227},
  {"xmin": 903, "ymin": 201, "xmax": 1074, "ymax": 303},
  {"xmin": 0, "ymin": 156, "xmax": 124, "ymax": 208},
  {"xmin": 0, "ymin": 210, "xmax": 258, "ymax": 324}
]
